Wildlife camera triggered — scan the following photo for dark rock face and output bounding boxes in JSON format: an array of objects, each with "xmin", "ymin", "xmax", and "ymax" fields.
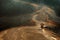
[
  {"xmin": 0, "ymin": 0, "xmax": 35, "ymax": 17},
  {"xmin": 0, "ymin": 0, "xmax": 36, "ymax": 30},
  {"xmin": 0, "ymin": 0, "xmax": 60, "ymax": 29}
]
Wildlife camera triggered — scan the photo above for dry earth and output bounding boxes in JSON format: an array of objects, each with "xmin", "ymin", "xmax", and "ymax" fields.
[{"xmin": 0, "ymin": 26, "xmax": 48, "ymax": 40}]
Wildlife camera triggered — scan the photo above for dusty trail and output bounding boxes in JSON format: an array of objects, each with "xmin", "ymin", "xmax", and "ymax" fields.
[
  {"xmin": 0, "ymin": 25, "xmax": 60, "ymax": 40},
  {"xmin": 0, "ymin": 26, "xmax": 48, "ymax": 40}
]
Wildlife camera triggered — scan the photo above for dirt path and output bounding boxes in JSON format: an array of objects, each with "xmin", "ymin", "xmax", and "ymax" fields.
[{"xmin": 0, "ymin": 26, "xmax": 48, "ymax": 40}]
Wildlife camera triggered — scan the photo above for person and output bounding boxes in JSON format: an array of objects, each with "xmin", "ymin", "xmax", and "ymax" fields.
[{"xmin": 40, "ymin": 23, "xmax": 44, "ymax": 29}]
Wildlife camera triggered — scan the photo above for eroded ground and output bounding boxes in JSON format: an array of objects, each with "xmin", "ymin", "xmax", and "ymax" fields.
[{"xmin": 0, "ymin": 26, "xmax": 48, "ymax": 40}]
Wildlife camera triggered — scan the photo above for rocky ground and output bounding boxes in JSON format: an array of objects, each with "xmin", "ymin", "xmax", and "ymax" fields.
[{"xmin": 0, "ymin": 26, "xmax": 48, "ymax": 40}]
